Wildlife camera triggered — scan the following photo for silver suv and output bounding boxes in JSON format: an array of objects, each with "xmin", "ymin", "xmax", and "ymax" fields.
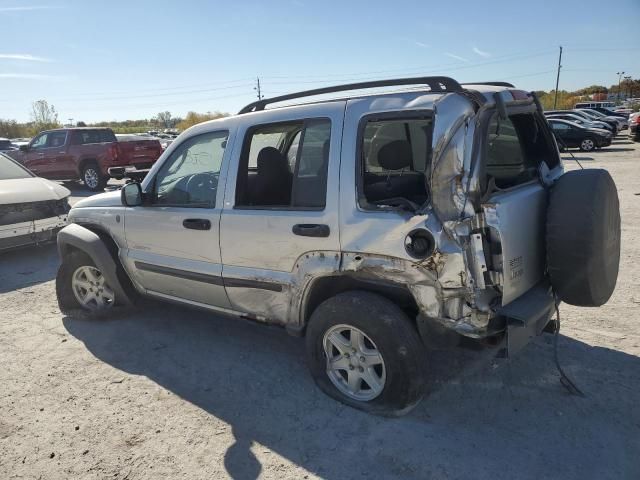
[{"xmin": 56, "ymin": 77, "xmax": 621, "ymax": 415}]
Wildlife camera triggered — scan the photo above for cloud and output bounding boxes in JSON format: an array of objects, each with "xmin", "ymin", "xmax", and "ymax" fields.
[
  {"xmin": 445, "ymin": 52, "xmax": 470, "ymax": 63},
  {"xmin": 415, "ymin": 41, "xmax": 429, "ymax": 48},
  {"xmin": 472, "ymin": 46, "xmax": 491, "ymax": 58},
  {"xmin": 0, "ymin": 5, "xmax": 61, "ymax": 12},
  {"xmin": 0, "ymin": 54, "xmax": 52, "ymax": 62},
  {"xmin": 0, "ymin": 73, "xmax": 64, "ymax": 80}
]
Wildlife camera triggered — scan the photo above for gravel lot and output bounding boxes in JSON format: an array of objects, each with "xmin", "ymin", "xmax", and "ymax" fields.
[{"xmin": 1, "ymin": 136, "xmax": 639, "ymax": 480}]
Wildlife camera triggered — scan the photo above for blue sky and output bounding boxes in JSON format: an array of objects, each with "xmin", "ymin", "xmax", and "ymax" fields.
[{"xmin": 1, "ymin": 0, "xmax": 639, "ymax": 123}]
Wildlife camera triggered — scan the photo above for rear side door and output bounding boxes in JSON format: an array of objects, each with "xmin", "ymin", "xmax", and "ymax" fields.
[
  {"xmin": 45, "ymin": 130, "xmax": 74, "ymax": 177},
  {"xmin": 122, "ymin": 128, "xmax": 233, "ymax": 308},
  {"xmin": 219, "ymin": 102, "xmax": 343, "ymax": 323}
]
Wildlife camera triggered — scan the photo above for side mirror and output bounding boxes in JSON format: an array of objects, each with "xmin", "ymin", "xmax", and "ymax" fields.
[
  {"xmin": 121, "ymin": 182, "xmax": 143, "ymax": 207},
  {"xmin": 19, "ymin": 145, "xmax": 29, "ymax": 152}
]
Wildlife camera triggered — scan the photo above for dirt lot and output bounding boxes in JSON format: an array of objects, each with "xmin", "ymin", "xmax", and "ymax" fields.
[{"xmin": 1, "ymin": 136, "xmax": 639, "ymax": 480}]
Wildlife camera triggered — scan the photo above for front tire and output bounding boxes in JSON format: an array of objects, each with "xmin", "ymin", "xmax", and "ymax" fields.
[
  {"xmin": 305, "ymin": 291, "xmax": 426, "ymax": 416},
  {"xmin": 56, "ymin": 250, "xmax": 116, "ymax": 315},
  {"xmin": 81, "ymin": 162, "xmax": 107, "ymax": 192}
]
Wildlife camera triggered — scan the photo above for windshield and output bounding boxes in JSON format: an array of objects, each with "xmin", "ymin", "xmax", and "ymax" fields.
[{"xmin": 0, "ymin": 153, "xmax": 33, "ymax": 180}]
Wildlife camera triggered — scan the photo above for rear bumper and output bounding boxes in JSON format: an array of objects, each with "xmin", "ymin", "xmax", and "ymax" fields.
[
  {"xmin": 496, "ymin": 281, "xmax": 556, "ymax": 356},
  {"xmin": 0, "ymin": 215, "xmax": 67, "ymax": 251}
]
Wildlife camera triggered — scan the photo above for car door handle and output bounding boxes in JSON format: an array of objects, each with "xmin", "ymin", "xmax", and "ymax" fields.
[
  {"xmin": 292, "ymin": 224, "xmax": 330, "ymax": 238},
  {"xmin": 183, "ymin": 218, "xmax": 211, "ymax": 230}
]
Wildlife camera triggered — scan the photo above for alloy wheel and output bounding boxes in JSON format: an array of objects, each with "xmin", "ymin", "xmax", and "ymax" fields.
[{"xmin": 322, "ymin": 324, "xmax": 386, "ymax": 401}]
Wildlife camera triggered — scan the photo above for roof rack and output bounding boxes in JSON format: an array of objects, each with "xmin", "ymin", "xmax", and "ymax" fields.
[
  {"xmin": 462, "ymin": 81, "xmax": 515, "ymax": 88},
  {"xmin": 238, "ymin": 76, "xmax": 463, "ymax": 114}
]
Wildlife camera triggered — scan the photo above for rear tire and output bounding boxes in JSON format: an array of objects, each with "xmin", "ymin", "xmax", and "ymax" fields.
[
  {"xmin": 305, "ymin": 291, "xmax": 426, "ymax": 416},
  {"xmin": 579, "ymin": 138, "xmax": 595, "ymax": 151},
  {"xmin": 81, "ymin": 162, "xmax": 107, "ymax": 192}
]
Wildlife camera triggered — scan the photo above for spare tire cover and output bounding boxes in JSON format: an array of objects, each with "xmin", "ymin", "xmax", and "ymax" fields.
[{"xmin": 547, "ymin": 169, "xmax": 620, "ymax": 306}]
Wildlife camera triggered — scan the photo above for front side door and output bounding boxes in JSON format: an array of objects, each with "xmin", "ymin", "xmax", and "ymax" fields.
[
  {"xmin": 220, "ymin": 102, "xmax": 344, "ymax": 323},
  {"xmin": 22, "ymin": 132, "xmax": 51, "ymax": 175},
  {"xmin": 122, "ymin": 129, "xmax": 233, "ymax": 308}
]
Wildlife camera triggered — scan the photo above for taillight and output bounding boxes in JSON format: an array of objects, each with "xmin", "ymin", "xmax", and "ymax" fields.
[
  {"xmin": 634, "ymin": 116, "xmax": 640, "ymax": 124},
  {"xmin": 109, "ymin": 144, "xmax": 120, "ymax": 161}
]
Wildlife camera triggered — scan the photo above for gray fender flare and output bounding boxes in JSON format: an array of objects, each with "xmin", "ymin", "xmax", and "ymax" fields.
[{"xmin": 57, "ymin": 223, "xmax": 133, "ymax": 305}]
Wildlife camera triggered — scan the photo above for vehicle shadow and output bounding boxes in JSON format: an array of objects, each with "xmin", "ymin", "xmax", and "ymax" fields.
[
  {"xmin": 595, "ymin": 147, "xmax": 635, "ymax": 153},
  {"xmin": 561, "ymin": 155, "xmax": 594, "ymax": 162},
  {"xmin": 0, "ymin": 242, "xmax": 58, "ymax": 293},
  {"xmin": 63, "ymin": 305, "xmax": 640, "ymax": 479}
]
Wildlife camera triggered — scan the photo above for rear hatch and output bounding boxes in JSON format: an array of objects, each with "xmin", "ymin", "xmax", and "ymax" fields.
[{"xmin": 482, "ymin": 182, "xmax": 547, "ymax": 305}]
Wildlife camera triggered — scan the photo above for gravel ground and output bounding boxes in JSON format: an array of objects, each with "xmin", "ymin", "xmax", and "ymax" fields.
[{"xmin": 1, "ymin": 136, "xmax": 639, "ymax": 480}]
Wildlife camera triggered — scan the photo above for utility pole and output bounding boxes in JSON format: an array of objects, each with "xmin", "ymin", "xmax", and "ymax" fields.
[
  {"xmin": 553, "ymin": 46, "xmax": 563, "ymax": 109},
  {"xmin": 68, "ymin": 118, "xmax": 74, "ymax": 127},
  {"xmin": 616, "ymin": 71, "xmax": 625, "ymax": 102},
  {"xmin": 254, "ymin": 77, "xmax": 263, "ymax": 100},
  {"xmin": 623, "ymin": 76, "xmax": 631, "ymax": 101}
]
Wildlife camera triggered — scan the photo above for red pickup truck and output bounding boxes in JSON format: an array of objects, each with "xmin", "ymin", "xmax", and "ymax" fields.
[{"xmin": 11, "ymin": 128, "xmax": 162, "ymax": 191}]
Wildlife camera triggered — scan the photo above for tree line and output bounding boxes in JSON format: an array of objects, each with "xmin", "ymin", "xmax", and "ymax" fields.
[
  {"xmin": 2, "ymin": 79, "xmax": 638, "ymax": 139},
  {"xmin": 0, "ymin": 101, "xmax": 227, "ymax": 138}
]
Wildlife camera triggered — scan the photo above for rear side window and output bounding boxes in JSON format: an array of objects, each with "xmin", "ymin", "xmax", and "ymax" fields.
[
  {"xmin": 359, "ymin": 116, "xmax": 432, "ymax": 210},
  {"xmin": 71, "ymin": 129, "xmax": 117, "ymax": 145},
  {"xmin": 235, "ymin": 119, "xmax": 331, "ymax": 209},
  {"xmin": 48, "ymin": 131, "xmax": 67, "ymax": 148}
]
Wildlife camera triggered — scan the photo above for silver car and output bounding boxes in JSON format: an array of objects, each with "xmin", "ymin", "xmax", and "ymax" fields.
[{"xmin": 55, "ymin": 77, "xmax": 621, "ymax": 415}]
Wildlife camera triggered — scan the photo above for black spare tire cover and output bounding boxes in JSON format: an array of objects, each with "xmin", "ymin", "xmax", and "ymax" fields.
[{"xmin": 547, "ymin": 169, "xmax": 620, "ymax": 306}]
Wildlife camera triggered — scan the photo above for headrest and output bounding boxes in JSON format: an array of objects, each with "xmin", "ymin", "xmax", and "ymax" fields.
[
  {"xmin": 257, "ymin": 146, "xmax": 287, "ymax": 173},
  {"xmin": 378, "ymin": 140, "xmax": 413, "ymax": 170}
]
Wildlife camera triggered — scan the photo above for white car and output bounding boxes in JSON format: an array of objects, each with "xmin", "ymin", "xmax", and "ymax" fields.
[{"xmin": 0, "ymin": 152, "xmax": 71, "ymax": 251}]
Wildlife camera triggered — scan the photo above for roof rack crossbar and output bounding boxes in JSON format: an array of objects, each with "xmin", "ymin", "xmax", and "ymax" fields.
[
  {"xmin": 238, "ymin": 76, "xmax": 463, "ymax": 114},
  {"xmin": 462, "ymin": 81, "xmax": 515, "ymax": 88}
]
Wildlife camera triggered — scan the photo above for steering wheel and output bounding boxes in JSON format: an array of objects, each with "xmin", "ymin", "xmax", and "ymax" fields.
[{"xmin": 185, "ymin": 172, "xmax": 219, "ymax": 204}]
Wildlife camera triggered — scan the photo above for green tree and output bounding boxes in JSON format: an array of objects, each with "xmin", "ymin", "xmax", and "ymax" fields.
[
  {"xmin": 30, "ymin": 100, "xmax": 60, "ymax": 134},
  {"xmin": 176, "ymin": 111, "xmax": 227, "ymax": 131}
]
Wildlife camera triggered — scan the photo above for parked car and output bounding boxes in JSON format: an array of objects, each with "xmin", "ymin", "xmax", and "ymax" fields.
[
  {"xmin": 576, "ymin": 105, "xmax": 629, "ymax": 127},
  {"xmin": 0, "ymin": 138, "xmax": 20, "ymax": 151},
  {"xmin": 9, "ymin": 128, "xmax": 162, "ymax": 191},
  {"xmin": 546, "ymin": 109, "xmax": 619, "ymax": 133},
  {"xmin": 0, "ymin": 152, "xmax": 70, "ymax": 251},
  {"xmin": 629, "ymin": 112, "xmax": 640, "ymax": 141},
  {"xmin": 545, "ymin": 113, "xmax": 614, "ymax": 132},
  {"xmin": 55, "ymin": 77, "xmax": 620, "ymax": 415},
  {"xmin": 547, "ymin": 118, "xmax": 612, "ymax": 151},
  {"xmin": 574, "ymin": 108, "xmax": 625, "ymax": 130}
]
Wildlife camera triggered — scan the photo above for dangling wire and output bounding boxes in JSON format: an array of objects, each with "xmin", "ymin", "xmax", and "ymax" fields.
[{"xmin": 552, "ymin": 298, "xmax": 585, "ymax": 397}]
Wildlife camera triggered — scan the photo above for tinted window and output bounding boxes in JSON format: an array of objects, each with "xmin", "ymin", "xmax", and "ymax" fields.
[
  {"xmin": 0, "ymin": 154, "xmax": 32, "ymax": 180},
  {"xmin": 48, "ymin": 131, "xmax": 67, "ymax": 148},
  {"xmin": 154, "ymin": 131, "xmax": 228, "ymax": 207},
  {"xmin": 236, "ymin": 119, "xmax": 331, "ymax": 208},
  {"xmin": 72, "ymin": 129, "xmax": 117, "ymax": 145}
]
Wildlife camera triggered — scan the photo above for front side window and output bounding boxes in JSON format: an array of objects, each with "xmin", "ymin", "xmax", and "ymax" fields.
[
  {"xmin": 236, "ymin": 119, "xmax": 331, "ymax": 208},
  {"xmin": 31, "ymin": 133, "xmax": 49, "ymax": 150},
  {"xmin": 153, "ymin": 130, "xmax": 228, "ymax": 207},
  {"xmin": 359, "ymin": 116, "xmax": 432, "ymax": 210}
]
